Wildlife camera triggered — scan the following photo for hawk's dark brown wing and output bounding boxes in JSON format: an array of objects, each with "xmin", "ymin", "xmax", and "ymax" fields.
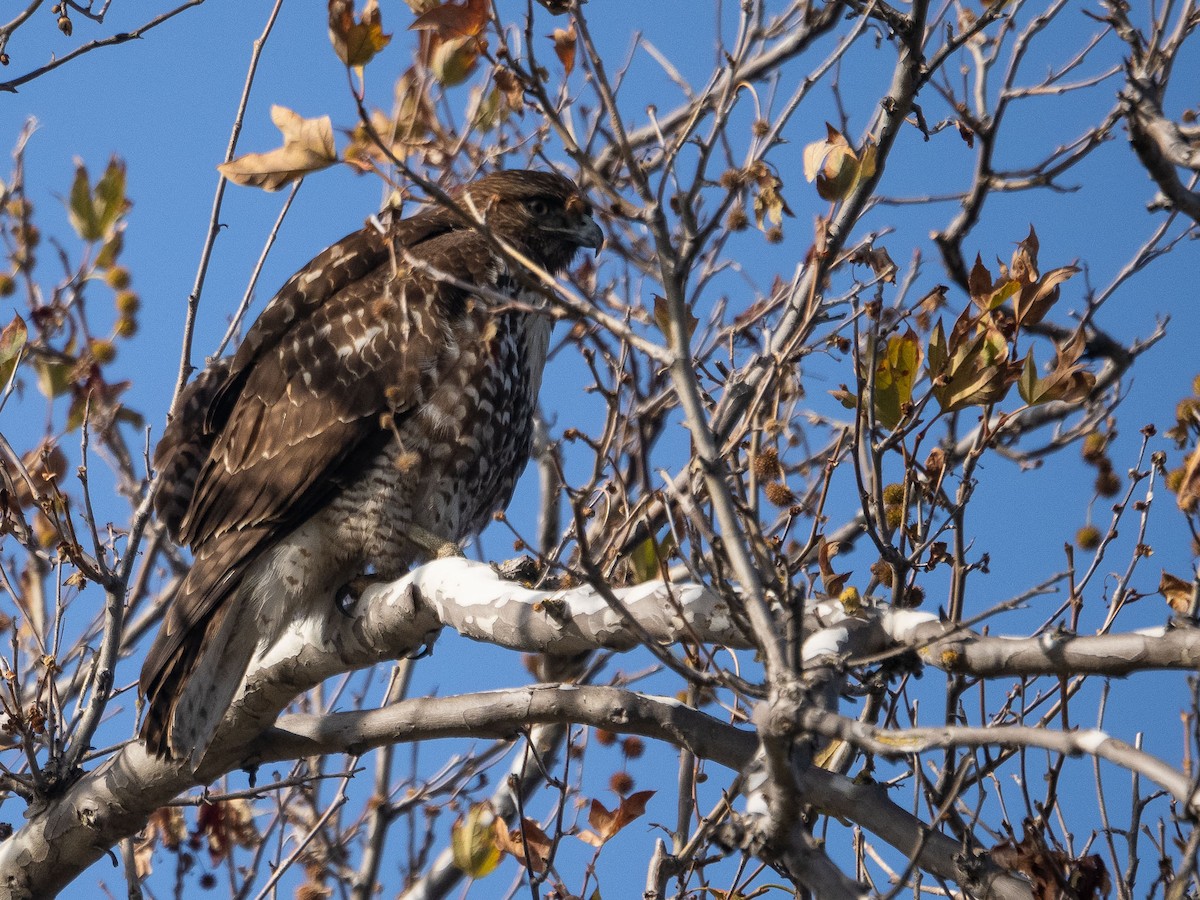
[{"xmin": 141, "ymin": 222, "xmax": 496, "ymax": 756}]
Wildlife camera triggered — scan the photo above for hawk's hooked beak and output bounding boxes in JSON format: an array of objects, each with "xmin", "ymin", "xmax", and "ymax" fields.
[{"xmin": 572, "ymin": 213, "xmax": 604, "ymax": 256}]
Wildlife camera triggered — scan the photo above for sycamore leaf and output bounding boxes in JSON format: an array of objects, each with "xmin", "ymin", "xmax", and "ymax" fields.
[
  {"xmin": 652, "ymin": 294, "xmax": 699, "ymax": 341},
  {"xmin": 746, "ymin": 161, "xmax": 793, "ymax": 230},
  {"xmin": 451, "ymin": 803, "xmax": 501, "ymax": 878},
  {"xmin": 329, "ymin": 0, "xmax": 392, "ymax": 67},
  {"xmin": 492, "ymin": 817, "xmax": 552, "ymax": 873},
  {"xmin": 816, "ymin": 536, "xmax": 850, "ymax": 597},
  {"xmin": 848, "ymin": 244, "xmax": 897, "ymax": 283},
  {"xmin": 802, "ymin": 125, "xmax": 873, "ymax": 201},
  {"xmin": 0, "ymin": 315, "xmax": 27, "ymax": 387},
  {"xmin": 1017, "ymin": 334, "xmax": 1095, "ymax": 407},
  {"xmin": 829, "ymin": 384, "xmax": 857, "ymax": 410},
  {"xmin": 928, "ymin": 313, "xmax": 1019, "ymax": 412},
  {"xmin": 1160, "ymin": 571, "xmax": 1195, "ymax": 614},
  {"xmin": 628, "ymin": 532, "xmax": 676, "ymax": 584},
  {"xmin": 429, "ymin": 34, "xmax": 481, "ymax": 85},
  {"xmin": 1010, "ymin": 225, "xmax": 1040, "ymax": 285},
  {"xmin": 68, "ymin": 157, "xmax": 129, "ymax": 242},
  {"xmin": 577, "ymin": 791, "xmax": 654, "ymax": 847},
  {"xmin": 1178, "ymin": 444, "xmax": 1200, "ymax": 513},
  {"xmin": 34, "ymin": 356, "xmax": 74, "ymax": 400},
  {"xmin": 871, "ymin": 328, "xmax": 923, "ymax": 429},
  {"xmin": 967, "ymin": 255, "xmax": 993, "ymax": 306},
  {"xmin": 410, "ymin": 0, "xmax": 489, "ymax": 38},
  {"xmin": 549, "ymin": 22, "xmax": 576, "ymax": 75},
  {"xmin": 1013, "ymin": 264, "xmax": 1078, "ymax": 328},
  {"xmin": 218, "ymin": 106, "xmax": 337, "ymax": 191}
]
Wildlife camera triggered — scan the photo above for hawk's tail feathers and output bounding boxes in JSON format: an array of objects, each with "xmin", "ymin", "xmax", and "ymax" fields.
[{"xmin": 140, "ymin": 532, "xmax": 266, "ymax": 768}]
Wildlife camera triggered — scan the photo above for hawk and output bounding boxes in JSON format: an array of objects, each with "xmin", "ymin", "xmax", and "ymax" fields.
[{"xmin": 141, "ymin": 170, "xmax": 602, "ymax": 763}]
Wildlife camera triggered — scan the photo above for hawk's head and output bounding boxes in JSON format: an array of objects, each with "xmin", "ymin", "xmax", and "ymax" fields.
[{"xmin": 458, "ymin": 169, "xmax": 603, "ymax": 274}]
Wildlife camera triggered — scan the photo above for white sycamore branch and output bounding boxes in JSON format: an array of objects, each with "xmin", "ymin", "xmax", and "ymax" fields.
[{"xmin": 4, "ymin": 557, "xmax": 1200, "ymax": 897}]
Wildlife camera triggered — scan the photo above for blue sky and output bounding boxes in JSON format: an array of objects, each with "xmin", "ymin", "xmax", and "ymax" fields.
[{"xmin": 3, "ymin": 1, "xmax": 1200, "ymax": 896}]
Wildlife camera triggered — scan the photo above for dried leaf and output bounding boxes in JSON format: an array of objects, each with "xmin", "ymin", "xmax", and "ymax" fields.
[
  {"xmin": 1013, "ymin": 264, "xmax": 1078, "ymax": 328},
  {"xmin": 802, "ymin": 124, "xmax": 871, "ymax": 201},
  {"xmin": 452, "ymin": 803, "xmax": 501, "ymax": 878},
  {"xmin": 652, "ymin": 294, "xmax": 699, "ymax": 342},
  {"xmin": 196, "ymin": 799, "xmax": 259, "ymax": 865},
  {"xmin": 329, "ymin": 0, "xmax": 392, "ymax": 67},
  {"xmin": 1009, "ymin": 225, "xmax": 1040, "ymax": 285},
  {"xmin": 1178, "ymin": 444, "xmax": 1200, "ymax": 513},
  {"xmin": 967, "ymin": 254, "xmax": 993, "ymax": 306},
  {"xmin": 492, "ymin": 816, "xmax": 552, "ymax": 873},
  {"xmin": 218, "ymin": 106, "xmax": 338, "ymax": 191},
  {"xmin": 849, "ymin": 244, "xmax": 897, "ymax": 283},
  {"xmin": 549, "ymin": 23, "xmax": 576, "ymax": 75},
  {"xmin": 1017, "ymin": 333, "xmax": 1095, "ymax": 407},
  {"xmin": 928, "ymin": 313, "xmax": 1019, "ymax": 413},
  {"xmin": 816, "ymin": 537, "xmax": 851, "ymax": 597},
  {"xmin": 1159, "ymin": 571, "xmax": 1194, "ymax": 614},
  {"xmin": 578, "ymin": 790, "xmax": 654, "ymax": 846},
  {"xmin": 410, "ymin": 0, "xmax": 489, "ymax": 38}
]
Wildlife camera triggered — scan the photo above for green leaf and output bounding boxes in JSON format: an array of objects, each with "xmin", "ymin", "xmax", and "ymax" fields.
[
  {"xmin": 629, "ymin": 532, "xmax": 676, "ymax": 584},
  {"xmin": 67, "ymin": 158, "xmax": 128, "ymax": 241},
  {"xmin": 67, "ymin": 164, "xmax": 99, "ymax": 241},
  {"xmin": 34, "ymin": 356, "xmax": 74, "ymax": 400},
  {"xmin": 93, "ymin": 158, "xmax": 129, "ymax": 239},
  {"xmin": 0, "ymin": 315, "xmax": 27, "ymax": 386}
]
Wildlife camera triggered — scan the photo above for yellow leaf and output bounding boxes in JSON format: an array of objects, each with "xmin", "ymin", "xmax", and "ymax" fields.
[
  {"xmin": 218, "ymin": 106, "xmax": 338, "ymax": 192},
  {"xmin": 871, "ymin": 328, "xmax": 922, "ymax": 429},
  {"xmin": 451, "ymin": 803, "xmax": 501, "ymax": 878}
]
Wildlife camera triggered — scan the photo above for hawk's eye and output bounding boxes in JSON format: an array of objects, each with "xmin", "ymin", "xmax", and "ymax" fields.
[{"xmin": 527, "ymin": 198, "xmax": 550, "ymax": 217}]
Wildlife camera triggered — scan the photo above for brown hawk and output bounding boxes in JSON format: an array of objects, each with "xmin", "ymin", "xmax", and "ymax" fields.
[{"xmin": 141, "ymin": 170, "xmax": 602, "ymax": 763}]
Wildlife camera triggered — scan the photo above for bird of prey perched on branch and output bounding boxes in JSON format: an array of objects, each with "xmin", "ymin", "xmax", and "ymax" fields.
[{"xmin": 141, "ymin": 169, "xmax": 602, "ymax": 764}]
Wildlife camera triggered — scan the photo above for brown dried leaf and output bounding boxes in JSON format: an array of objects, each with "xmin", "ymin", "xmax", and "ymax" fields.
[
  {"xmin": 816, "ymin": 537, "xmax": 851, "ymax": 597},
  {"xmin": 1017, "ymin": 332, "xmax": 1095, "ymax": 407},
  {"xmin": 549, "ymin": 22, "xmax": 576, "ymax": 75},
  {"xmin": 1010, "ymin": 225, "xmax": 1040, "ymax": 285},
  {"xmin": 849, "ymin": 245, "xmax": 897, "ymax": 283},
  {"xmin": 1178, "ymin": 444, "xmax": 1200, "ymax": 513},
  {"xmin": 1013, "ymin": 264, "xmax": 1078, "ymax": 328},
  {"xmin": 218, "ymin": 106, "xmax": 337, "ymax": 192},
  {"xmin": 492, "ymin": 816, "xmax": 552, "ymax": 872},
  {"xmin": 578, "ymin": 790, "xmax": 654, "ymax": 846},
  {"xmin": 652, "ymin": 294, "xmax": 698, "ymax": 341},
  {"xmin": 1159, "ymin": 571, "xmax": 1194, "ymax": 614},
  {"xmin": 802, "ymin": 124, "xmax": 871, "ymax": 201},
  {"xmin": 410, "ymin": 0, "xmax": 488, "ymax": 38}
]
